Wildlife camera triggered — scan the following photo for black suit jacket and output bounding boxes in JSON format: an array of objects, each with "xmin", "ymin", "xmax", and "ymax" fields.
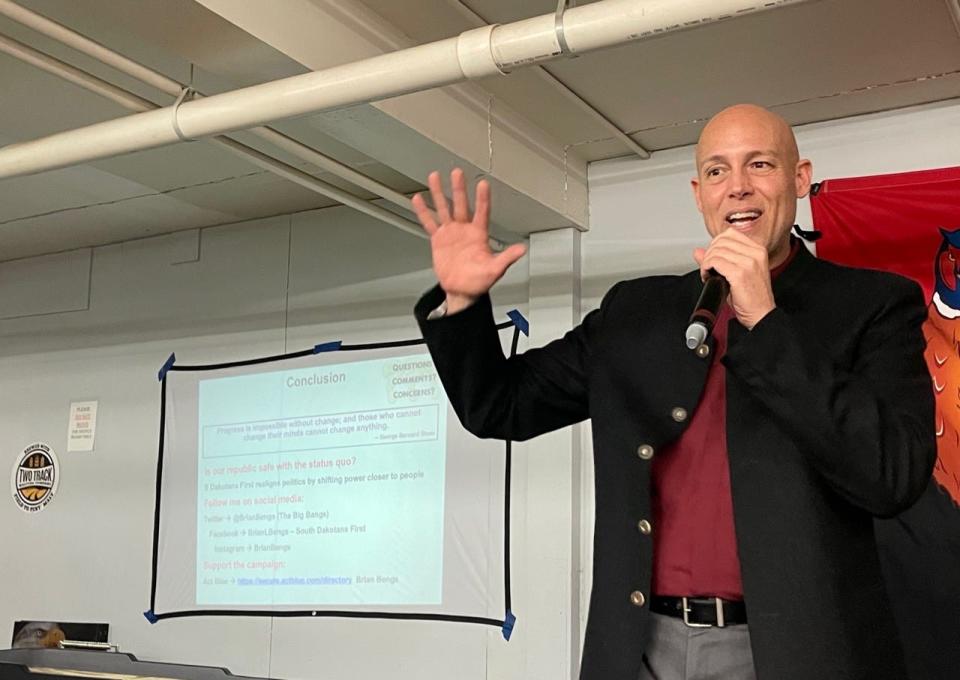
[{"xmin": 415, "ymin": 244, "xmax": 935, "ymax": 680}]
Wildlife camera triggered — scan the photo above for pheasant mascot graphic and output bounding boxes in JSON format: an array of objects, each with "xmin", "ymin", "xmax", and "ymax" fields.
[
  {"xmin": 924, "ymin": 227, "xmax": 960, "ymax": 506},
  {"xmin": 809, "ymin": 166, "xmax": 960, "ymax": 680}
]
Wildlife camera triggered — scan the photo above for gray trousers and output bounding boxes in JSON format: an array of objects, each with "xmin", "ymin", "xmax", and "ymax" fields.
[{"xmin": 638, "ymin": 613, "xmax": 757, "ymax": 680}]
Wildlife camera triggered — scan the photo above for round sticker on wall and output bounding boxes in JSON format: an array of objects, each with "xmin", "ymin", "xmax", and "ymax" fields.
[{"xmin": 11, "ymin": 443, "xmax": 59, "ymax": 513}]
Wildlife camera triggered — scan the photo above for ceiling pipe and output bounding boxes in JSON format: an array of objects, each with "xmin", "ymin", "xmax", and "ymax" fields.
[
  {"xmin": 454, "ymin": 0, "xmax": 650, "ymax": 159},
  {"xmin": 0, "ymin": 32, "xmax": 154, "ymax": 111},
  {"xmin": 0, "ymin": 0, "xmax": 173, "ymax": 93},
  {"xmin": 0, "ymin": 0, "xmax": 413, "ymax": 212},
  {"xmin": 0, "ymin": 0, "xmax": 810, "ymax": 180},
  {"xmin": 0, "ymin": 33, "xmax": 426, "ymax": 238}
]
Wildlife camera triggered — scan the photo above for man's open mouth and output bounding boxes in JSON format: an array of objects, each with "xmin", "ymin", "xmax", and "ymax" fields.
[{"xmin": 725, "ymin": 209, "xmax": 763, "ymax": 228}]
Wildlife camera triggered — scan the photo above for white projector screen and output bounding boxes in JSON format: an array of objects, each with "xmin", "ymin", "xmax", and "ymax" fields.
[{"xmin": 149, "ymin": 331, "xmax": 516, "ymax": 629}]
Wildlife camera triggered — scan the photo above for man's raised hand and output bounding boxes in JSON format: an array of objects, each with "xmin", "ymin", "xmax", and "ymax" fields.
[{"xmin": 411, "ymin": 168, "xmax": 526, "ymax": 315}]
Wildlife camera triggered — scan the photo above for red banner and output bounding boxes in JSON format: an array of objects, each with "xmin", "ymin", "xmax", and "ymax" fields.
[
  {"xmin": 813, "ymin": 166, "xmax": 960, "ymax": 302},
  {"xmin": 811, "ymin": 166, "xmax": 960, "ymax": 680}
]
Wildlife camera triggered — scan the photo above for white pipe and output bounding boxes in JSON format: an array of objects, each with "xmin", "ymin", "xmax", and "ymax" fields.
[
  {"xmin": 452, "ymin": 0, "xmax": 650, "ymax": 159},
  {"xmin": 0, "ymin": 33, "xmax": 426, "ymax": 238},
  {"xmin": 249, "ymin": 128, "xmax": 412, "ymax": 209},
  {"xmin": 0, "ymin": 33, "xmax": 154, "ymax": 112},
  {"xmin": 0, "ymin": 0, "xmax": 414, "ymax": 211},
  {"xmin": 0, "ymin": 0, "xmax": 810, "ymax": 179},
  {"xmin": 0, "ymin": 0, "xmax": 173, "ymax": 93},
  {"xmin": 213, "ymin": 137, "xmax": 425, "ymax": 238}
]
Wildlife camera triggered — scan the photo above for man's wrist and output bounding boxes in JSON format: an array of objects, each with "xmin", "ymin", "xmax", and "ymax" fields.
[
  {"xmin": 426, "ymin": 294, "xmax": 478, "ymax": 320},
  {"xmin": 744, "ymin": 304, "xmax": 777, "ymax": 330},
  {"xmin": 444, "ymin": 294, "xmax": 477, "ymax": 316},
  {"xmin": 426, "ymin": 299, "xmax": 448, "ymax": 320}
]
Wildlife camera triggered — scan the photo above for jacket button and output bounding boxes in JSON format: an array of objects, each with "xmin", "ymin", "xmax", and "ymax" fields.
[
  {"xmin": 637, "ymin": 519, "xmax": 652, "ymax": 535},
  {"xmin": 630, "ymin": 591, "xmax": 646, "ymax": 607},
  {"xmin": 671, "ymin": 407, "xmax": 688, "ymax": 422},
  {"xmin": 637, "ymin": 444, "xmax": 654, "ymax": 460},
  {"xmin": 695, "ymin": 344, "xmax": 710, "ymax": 358}
]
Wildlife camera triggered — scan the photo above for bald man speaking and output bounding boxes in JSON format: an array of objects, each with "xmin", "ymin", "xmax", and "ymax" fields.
[{"xmin": 412, "ymin": 105, "xmax": 935, "ymax": 680}]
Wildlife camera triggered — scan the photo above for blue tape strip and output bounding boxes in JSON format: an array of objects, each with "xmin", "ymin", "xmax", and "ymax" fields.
[
  {"xmin": 313, "ymin": 340, "xmax": 342, "ymax": 354},
  {"xmin": 143, "ymin": 609, "xmax": 158, "ymax": 624},
  {"xmin": 501, "ymin": 610, "xmax": 517, "ymax": 641},
  {"xmin": 506, "ymin": 310, "xmax": 529, "ymax": 337},
  {"xmin": 157, "ymin": 353, "xmax": 176, "ymax": 382}
]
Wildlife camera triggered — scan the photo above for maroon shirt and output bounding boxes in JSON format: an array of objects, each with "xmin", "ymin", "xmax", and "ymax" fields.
[{"xmin": 650, "ymin": 242, "xmax": 800, "ymax": 600}]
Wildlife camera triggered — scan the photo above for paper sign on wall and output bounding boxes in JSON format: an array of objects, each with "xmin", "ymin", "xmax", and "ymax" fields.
[{"xmin": 67, "ymin": 401, "xmax": 98, "ymax": 452}]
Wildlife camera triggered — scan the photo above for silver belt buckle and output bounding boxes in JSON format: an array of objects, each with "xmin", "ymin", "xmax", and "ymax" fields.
[{"xmin": 681, "ymin": 597, "xmax": 725, "ymax": 628}]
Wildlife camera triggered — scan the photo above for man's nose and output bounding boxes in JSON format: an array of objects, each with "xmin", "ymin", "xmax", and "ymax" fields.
[{"xmin": 727, "ymin": 168, "xmax": 754, "ymax": 198}]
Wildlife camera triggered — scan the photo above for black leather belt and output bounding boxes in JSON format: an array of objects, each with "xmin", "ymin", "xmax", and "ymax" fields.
[{"xmin": 650, "ymin": 596, "xmax": 747, "ymax": 627}]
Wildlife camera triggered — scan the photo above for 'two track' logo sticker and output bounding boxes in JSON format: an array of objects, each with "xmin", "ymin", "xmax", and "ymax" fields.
[{"xmin": 11, "ymin": 443, "xmax": 59, "ymax": 513}]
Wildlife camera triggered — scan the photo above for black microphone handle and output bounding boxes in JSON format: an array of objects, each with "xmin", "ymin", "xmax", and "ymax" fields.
[{"xmin": 685, "ymin": 270, "xmax": 729, "ymax": 349}]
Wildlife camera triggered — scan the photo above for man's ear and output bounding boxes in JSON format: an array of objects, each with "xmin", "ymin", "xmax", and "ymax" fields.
[
  {"xmin": 795, "ymin": 159, "xmax": 813, "ymax": 198},
  {"xmin": 691, "ymin": 177, "xmax": 704, "ymax": 213}
]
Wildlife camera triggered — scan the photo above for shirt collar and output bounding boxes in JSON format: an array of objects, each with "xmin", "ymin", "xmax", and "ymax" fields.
[{"xmin": 770, "ymin": 237, "xmax": 801, "ymax": 280}]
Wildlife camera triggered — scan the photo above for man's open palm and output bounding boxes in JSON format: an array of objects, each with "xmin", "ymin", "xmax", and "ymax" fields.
[{"xmin": 411, "ymin": 168, "xmax": 526, "ymax": 313}]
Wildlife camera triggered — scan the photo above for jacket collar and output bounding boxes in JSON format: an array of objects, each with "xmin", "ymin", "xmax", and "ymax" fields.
[{"xmin": 771, "ymin": 237, "xmax": 816, "ymax": 305}]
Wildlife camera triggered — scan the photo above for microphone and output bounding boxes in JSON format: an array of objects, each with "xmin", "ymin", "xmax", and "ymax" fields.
[{"xmin": 685, "ymin": 269, "xmax": 728, "ymax": 349}]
